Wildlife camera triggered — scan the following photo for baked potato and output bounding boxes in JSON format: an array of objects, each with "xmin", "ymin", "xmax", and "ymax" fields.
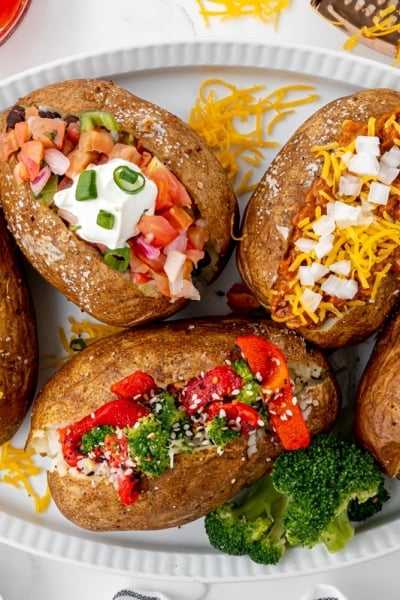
[
  {"xmin": 355, "ymin": 308, "xmax": 400, "ymax": 478},
  {"xmin": 0, "ymin": 78, "xmax": 238, "ymax": 328},
  {"xmin": 237, "ymin": 88, "xmax": 400, "ymax": 348},
  {"xmin": 27, "ymin": 316, "xmax": 340, "ymax": 531},
  {"xmin": 0, "ymin": 209, "xmax": 38, "ymax": 444}
]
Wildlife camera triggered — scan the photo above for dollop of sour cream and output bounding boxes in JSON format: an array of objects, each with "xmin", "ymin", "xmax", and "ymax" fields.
[{"xmin": 54, "ymin": 158, "xmax": 158, "ymax": 248}]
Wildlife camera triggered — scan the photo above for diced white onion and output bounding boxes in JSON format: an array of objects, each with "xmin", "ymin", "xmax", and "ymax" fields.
[
  {"xmin": 340, "ymin": 150, "xmax": 354, "ymax": 167},
  {"xmin": 332, "ymin": 201, "xmax": 362, "ymax": 228},
  {"xmin": 295, "ymin": 237, "xmax": 317, "ymax": 253},
  {"xmin": 310, "ymin": 262, "xmax": 329, "ymax": 280},
  {"xmin": 355, "ymin": 135, "xmax": 380, "ymax": 156},
  {"xmin": 348, "ymin": 152, "xmax": 380, "ymax": 176},
  {"xmin": 367, "ymin": 181, "xmax": 390, "ymax": 205},
  {"xmin": 381, "ymin": 145, "xmax": 400, "ymax": 167},
  {"xmin": 276, "ymin": 225, "xmax": 289, "ymax": 240},
  {"xmin": 329, "ymin": 260, "xmax": 351, "ymax": 276},
  {"xmin": 312, "ymin": 214, "xmax": 335, "ymax": 236},
  {"xmin": 298, "ymin": 266, "xmax": 315, "ymax": 286},
  {"xmin": 301, "ymin": 288, "xmax": 322, "ymax": 313},
  {"xmin": 321, "ymin": 275, "xmax": 358, "ymax": 299},
  {"xmin": 377, "ymin": 162, "xmax": 399, "ymax": 185},
  {"xmin": 338, "ymin": 173, "xmax": 362, "ymax": 197},
  {"xmin": 314, "ymin": 234, "xmax": 333, "ymax": 259}
]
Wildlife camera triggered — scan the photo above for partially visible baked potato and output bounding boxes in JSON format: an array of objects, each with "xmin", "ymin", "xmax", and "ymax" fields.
[
  {"xmin": 0, "ymin": 78, "xmax": 238, "ymax": 328},
  {"xmin": 27, "ymin": 316, "xmax": 340, "ymax": 531},
  {"xmin": 0, "ymin": 209, "xmax": 38, "ymax": 444},
  {"xmin": 237, "ymin": 88, "xmax": 400, "ymax": 348},
  {"xmin": 355, "ymin": 308, "xmax": 400, "ymax": 478}
]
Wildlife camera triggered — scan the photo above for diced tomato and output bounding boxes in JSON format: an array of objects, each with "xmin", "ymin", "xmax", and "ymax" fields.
[
  {"xmin": 65, "ymin": 121, "xmax": 80, "ymax": 145},
  {"xmin": 117, "ymin": 473, "xmax": 141, "ymax": 505},
  {"xmin": 163, "ymin": 205, "xmax": 194, "ymax": 231},
  {"xmin": 14, "ymin": 120, "xmax": 31, "ymax": 146},
  {"xmin": 151, "ymin": 269, "xmax": 171, "ymax": 297},
  {"xmin": 0, "ymin": 130, "xmax": 18, "ymax": 161},
  {"xmin": 206, "ymin": 401, "xmax": 264, "ymax": 434},
  {"xmin": 78, "ymin": 129, "xmax": 115, "ymax": 155},
  {"xmin": 65, "ymin": 148, "xmax": 98, "ymax": 178},
  {"xmin": 13, "ymin": 161, "xmax": 30, "ymax": 185},
  {"xmin": 137, "ymin": 214, "xmax": 179, "ymax": 247},
  {"xmin": 19, "ymin": 140, "xmax": 44, "ymax": 180},
  {"xmin": 30, "ymin": 116, "xmax": 66, "ymax": 149},
  {"xmin": 109, "ymin": 142, "xmax": 142, "ymax": 165},
  {"xmin": 144, "ymin": 156, "xmax": 192, "ymax": 210},
  {"xmin": 24, "ymin": 106, "xmax": 39, "ymax": 119},
  {"xmin": 187, "ymin": 224, "xmax": 209, "ymax": 250},
  {"xmin": 129, "ymin": 237, "xmax": 166, "ymax": 272}
]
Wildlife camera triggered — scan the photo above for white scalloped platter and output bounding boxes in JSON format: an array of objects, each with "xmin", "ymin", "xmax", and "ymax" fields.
[{"xmin": 1, "ymin": 39, "xmax": 400, "ymax": 582}]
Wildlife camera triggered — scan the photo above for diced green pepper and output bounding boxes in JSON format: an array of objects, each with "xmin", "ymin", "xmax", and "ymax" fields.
[
  {"xmin": 103, "ymin": 247, "xmax": 130, "ymax": 271},
  {"xmin": 79, "ymin": 110, "xmax": 119, "ymax": 133},
  {"xmin": 76, "ymin": 169, "xmax": 97, "ymax": 201}
]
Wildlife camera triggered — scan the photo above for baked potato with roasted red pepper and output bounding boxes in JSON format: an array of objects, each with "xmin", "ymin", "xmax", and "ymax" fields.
[
  {"xmin": 237, "ymin": 88, "xmax": 400, "ymax": 348},
  {"xmin": 355, "ymin": 307, "xmax": 400, "ymax": 478},
  {"xmin": 27, "ymin": 316, "xmax": 340, "ymax": 531},
  {"xmin": 0, "ymin": 78, "xmax": 238, "ymax": 328},
  {"xmin": 0, "ymin": 209, "xmax": 38, "ymax": 444}
]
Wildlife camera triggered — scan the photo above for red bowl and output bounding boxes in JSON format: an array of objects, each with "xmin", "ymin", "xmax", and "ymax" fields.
[{"xmin": 0, "ymin": 0, "xmax": 31, "ymax": 46}]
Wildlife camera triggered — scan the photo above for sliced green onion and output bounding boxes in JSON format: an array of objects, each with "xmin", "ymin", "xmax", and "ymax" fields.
[
  {"xmin": 113, "ymin": 165, "xmax": 145, "ymax": 194},
  {"xmin": 69, "ymin": 338, "xmax": 87, "ymax": 352},
  {"xmin": 79, "ymin": 110, "xmax": 119, "ymax": 133},
  {"xmin": 76, "ymin": 169, "xmax": 97, "ymax": 201},
  {"xmin": 96, "ymin": 209, "xmax": 115, "ymax": 230},
  {"xmin": 103, "ymin": 247, "xmax": 130, "ymax": 271}
]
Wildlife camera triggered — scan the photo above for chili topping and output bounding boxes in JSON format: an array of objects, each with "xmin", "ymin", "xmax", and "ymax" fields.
[{"xmin": 271, "ymin": 108, "xmax": 400, "ymax": 329}]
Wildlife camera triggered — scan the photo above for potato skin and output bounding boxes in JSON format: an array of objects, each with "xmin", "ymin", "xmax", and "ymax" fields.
[
  {"xmin": 355, "ymin": 309, "xmax": 400, "ymax": 478},
  {"xmin": 237, "ymin": 88, "xmax": 400, "ymax": 349},
  {"xmin": 0, "ymin": 210, "xmax": 38, "ymax": 444},
  {"xmin": 28, "ymin": 316, "xmax": 340, "ymax": 531},
  {"xmin": 0, "ymin": 79, "xmax": 238, "ymax": 328}
]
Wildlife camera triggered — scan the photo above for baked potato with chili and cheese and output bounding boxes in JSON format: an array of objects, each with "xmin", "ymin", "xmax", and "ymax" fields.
[
  {"xmin": 355, "ymin": 307, "xmax": 400, "ymax": 477},
  {"xmin": 27, "ymin": 316, "xmax": 340, "ymax": 531},
  {"xmin": 0, "ymin": 209, "xmax": 38, "ymax": 444},
  {"xmin": 0, "ymin": 78, "xmax": 238, "ymax": 328},
  {"xmin": 237, "ymin": 88, "xmax": 400, "ymax": 348}
]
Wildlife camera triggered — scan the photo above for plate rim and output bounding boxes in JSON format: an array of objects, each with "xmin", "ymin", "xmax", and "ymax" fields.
[{"xmin": 1, "ymin": 38, "xmax": 400, "ymax": 582}]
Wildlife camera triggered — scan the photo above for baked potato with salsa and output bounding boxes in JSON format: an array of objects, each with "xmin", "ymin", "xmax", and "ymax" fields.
[
  {"xmin": 27, "ymin": 316, "xmax": 340, "ymax": 531},
  {"xmin": 0, "ymin": 78, "xmax": 238, "ymax": 328},
  {"xmin": 0, "ymin": 209, "xmax": 38, "ymax": 444},
  {"xmin": 237, "ymin": 88, "xmax": 400, "ymax": 348}
]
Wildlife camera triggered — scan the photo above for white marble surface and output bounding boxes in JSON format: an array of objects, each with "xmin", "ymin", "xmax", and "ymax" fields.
[{"xmin": 1, "ymin": 1, "xmax": 400, "ymax": 598}]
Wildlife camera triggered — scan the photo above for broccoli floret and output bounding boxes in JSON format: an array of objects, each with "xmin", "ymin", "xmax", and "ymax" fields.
[
  {"xmin": 348, "ymin": 479, "xmax": 390, "ymax": 522},
  {"xmin": 153, "ymin": 391, "xmax": 189, "ymax": 432},
  {"xmin": 80, "ymin": 425, "xmax": 116, "ymax": 454},
  {"xmin": 126, "ymin": 413, "xmax": 170, "ymax": 478},
  {"xmin": 232, "ymin": 359, "xmax": 262, "ymax": 404},
  {"xmin": 271, "ymin": 433, "xmax": 387, "ymax": 553},
  {"xmin": 204, "ymin": 473, "xmax": 287, "ymax": 565},
  {"xmin": 205, "ymin": 415, "xmax": 241, "ymax": 449}
]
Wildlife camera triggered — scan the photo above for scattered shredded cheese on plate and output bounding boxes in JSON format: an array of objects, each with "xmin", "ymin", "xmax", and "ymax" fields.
[
  {"xmin": 188, "ymin": 78, "xmax": 318, "ymax": 195},
  {"xmin": 196, "ymin": 0, "xmax": 291, "ymax": 27},
  {"xmin": 0, "ymin": 442, "xmax": 51, "ymax": 512}
]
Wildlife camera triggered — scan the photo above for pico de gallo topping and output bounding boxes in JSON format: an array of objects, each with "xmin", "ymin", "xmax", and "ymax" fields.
[
  {"xmin": 56, "ymin": 335, "xmax": 310, "ymax": 505},
  {"xmin": 270, "ymin": 109, "xmax": 400, "ymax": 329},
  {"xmin": 0, "ymin": 105, "xmax": 211, "ymax": 301}
]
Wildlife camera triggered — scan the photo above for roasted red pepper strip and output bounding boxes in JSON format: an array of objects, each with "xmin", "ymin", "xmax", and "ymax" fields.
[
  {"xmin": 181, "ymin": 365, "xmax": 243, "ymax": 415},
  {"xmin": 58, "ymin": 398, "xmax": 150, "ymax": 467},
  {"xmin": 110, "ymin": 370, "xmax": 158, "ymax": 399},
  {"xmin": 206, "ymin": 400, "xmax": 264, "ymax": 434},
  {"xmin": 235, "ymin": 335, "xmax": 310, "ymax": 450}
]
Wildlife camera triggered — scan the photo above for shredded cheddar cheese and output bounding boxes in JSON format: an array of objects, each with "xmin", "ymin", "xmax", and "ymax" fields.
[
  {"xmin": 271, "ymin": 110, "xmax": 400, "ymax": 329},
  {"xmin": 188, "ymin": 79, "xmax": 318, "ymax": 195},
  {"xmin": 196, "ymin": 0, "xmax": 291, "ymax": 27},
  {"xmin": 342, "ymin": 5, "xmax": 400, "ymax": 67},
  {"xmin": 0, "ymin": 442, "xmax": 51, "ymax": 512}
]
